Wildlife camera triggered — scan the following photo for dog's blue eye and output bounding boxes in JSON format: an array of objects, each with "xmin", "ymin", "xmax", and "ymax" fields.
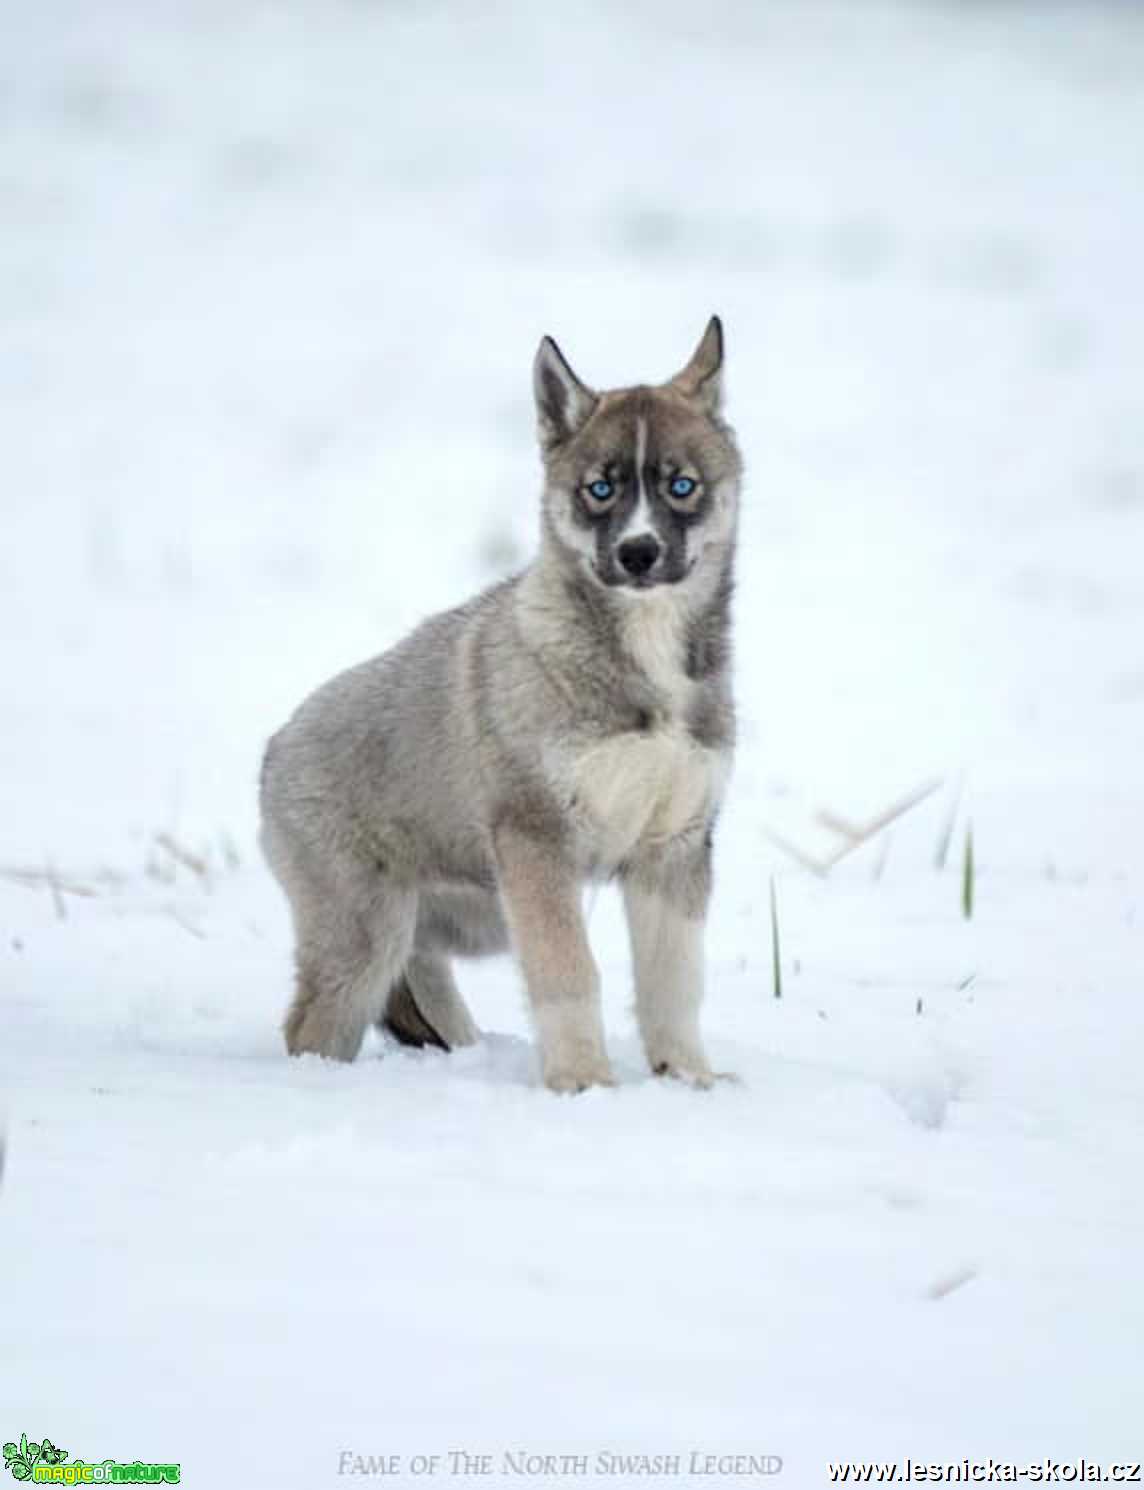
[
  {"xmin": 670, "ymin": 476, "xmax": 696, "ymax": 499},
  {"xmin": 588, "ymin": 479, "xmax": 613, "ymax": 501}
]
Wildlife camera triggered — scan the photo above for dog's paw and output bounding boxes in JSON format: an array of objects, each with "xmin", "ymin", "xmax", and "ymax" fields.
[
  {"xmin": 535, "ymin": 1005, "xmax": 613, "ymax": 1094},
  {"xmin": 544, "ymin": 1058, "xmax": 616, "ymax": 1095},
  {"xmin": 652, "ymin": 1059, "xmax": 715, "ymax": 1089},
  {"xmin": 650, "ymin": 1045, "xmax": 737, "ymax": 1089}
]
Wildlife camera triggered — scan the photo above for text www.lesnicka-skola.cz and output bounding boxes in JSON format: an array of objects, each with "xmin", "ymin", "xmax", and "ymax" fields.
[{"xmin": 827, "ymin": 1461, "xmax": 1140, "ymax": 1484}]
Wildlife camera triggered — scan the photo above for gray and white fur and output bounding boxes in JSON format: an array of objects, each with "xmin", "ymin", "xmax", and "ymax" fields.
[{"xmin": 259, "ymin": 317, "xmax": 741, "ymax": 1092}]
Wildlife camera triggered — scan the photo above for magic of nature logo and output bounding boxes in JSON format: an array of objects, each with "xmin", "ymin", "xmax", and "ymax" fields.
[{"xmin": 3, "ymin": 1436, "xmax": 180, "ymax": 1485}]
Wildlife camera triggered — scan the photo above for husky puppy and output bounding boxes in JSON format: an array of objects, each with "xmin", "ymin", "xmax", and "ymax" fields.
[{"xmin": 260, "ymin": 318, "xmax": 741, "ymax": 1092}]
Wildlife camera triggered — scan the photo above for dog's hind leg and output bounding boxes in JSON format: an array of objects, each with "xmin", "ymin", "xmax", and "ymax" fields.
[
  {"xmin": 381, "ymin": 952, "xmax": 480, "ymax": 1051},
  {"xmin": 281, "ymin": 863, "xmax": 418, "ymax": 1063}
]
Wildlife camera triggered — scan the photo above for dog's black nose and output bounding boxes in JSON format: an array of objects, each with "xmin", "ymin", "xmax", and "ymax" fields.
[{"xmin": 617, "ymin": 535, "xmax": 661, "ymax": 578}]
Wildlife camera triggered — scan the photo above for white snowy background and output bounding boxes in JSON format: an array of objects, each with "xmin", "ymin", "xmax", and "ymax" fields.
[{"xmin": 1, "ymin": 1, "xmax": 1141, "ymax": 1483}]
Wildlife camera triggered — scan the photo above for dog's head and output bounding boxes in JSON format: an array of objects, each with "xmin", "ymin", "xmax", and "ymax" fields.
[{"xmin": 533, "ymin": 318, "xmax": 742, "ymax": 594}]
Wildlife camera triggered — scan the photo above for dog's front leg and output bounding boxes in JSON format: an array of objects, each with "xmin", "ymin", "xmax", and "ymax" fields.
[
  {"xmin": 623, "ymin": 832, "xmax": 715, "ymax": 1087},
  {"xmin": 494, "ymin": 825, "xmax": 613, "ymax": 1093}
]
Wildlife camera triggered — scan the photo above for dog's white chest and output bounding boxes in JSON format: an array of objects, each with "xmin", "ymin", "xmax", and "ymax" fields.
[
  {"xmin": 570, "ymin": 729, "xmax": 723, "ymax": 863},
  {"xmin": 618, "ymin": 586, "xmax": 692, "ymax": 715},
  {"xmin": 567, "ymin": 591, "xmax": 727, "ymax": 863}
]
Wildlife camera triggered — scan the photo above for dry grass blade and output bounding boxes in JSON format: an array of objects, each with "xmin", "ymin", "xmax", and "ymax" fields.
[
  {"xmin": 873, "ymin": 830, "xmax": 893, "ymax": 882},
  {"xmin": 761, "ymin": 828, "xmax": 834, "ymax": 877},
  {"xmin": 154, "ymin": 831, "xmax": 210, "ymax": 881},
  {"xmin": 166, "ymin": 904, "xmax": 207, "ymax": 940},
  {"xmin": 836, "ymin": 777, "xmax": 943, "ymax": 844},
  {"xmin": 45, "ymin": 861, "xmax": 67, "ymax": 921},
  {"xmin": 934, "ymin": 774, "xmax": 965, "ymax": 871},
  {"xmin": 766, "ymin": 777, "xmax": 943, "ymax": 875},
  {"xmin": 0, "ymin": 867, "xmax": 100, "ymax": 899},
  {"xmin": 816, "ymin": 808, "xmax": 865, "ymax": 842},
  {"xmin": 927, "ymin": 1264, "xmax": 978, "ymax": 1301}
]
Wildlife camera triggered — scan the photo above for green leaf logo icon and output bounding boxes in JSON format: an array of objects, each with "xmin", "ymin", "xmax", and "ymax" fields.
[{"xmin": 2, "ymin": 1431, "xmax": 68, "ymax": 1482}]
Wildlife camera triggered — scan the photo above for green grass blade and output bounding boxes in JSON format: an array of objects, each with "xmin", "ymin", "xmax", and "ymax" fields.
[{"xmin": 770, "ymin": 875, "xmax": 783, "ymax": 1000}]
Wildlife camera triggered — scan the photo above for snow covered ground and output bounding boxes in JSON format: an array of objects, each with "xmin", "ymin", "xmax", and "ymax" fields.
[{"xmin": 2, "ymin": 1, "xmax": 1142, "ymax": 1483}]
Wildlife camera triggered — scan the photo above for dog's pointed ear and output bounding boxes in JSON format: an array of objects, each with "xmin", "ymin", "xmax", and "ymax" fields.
[
  {"xmin": 533, "ymin": 336, "xmax": 598, "ymax": 451},
  {"xmin": 669, "ymin": 315, "xmax": 724, "ymax": 414}
]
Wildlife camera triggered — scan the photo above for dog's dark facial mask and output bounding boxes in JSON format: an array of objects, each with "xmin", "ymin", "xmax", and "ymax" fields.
[{"xmin": 533, "ymin": 319, "xmax": 742, "ymax": 594}]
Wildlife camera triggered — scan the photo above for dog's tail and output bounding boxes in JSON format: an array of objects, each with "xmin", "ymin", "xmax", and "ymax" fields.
[{"xmin": 380, "ymin": 976, "xmax": 449, "ymax": 1051}]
